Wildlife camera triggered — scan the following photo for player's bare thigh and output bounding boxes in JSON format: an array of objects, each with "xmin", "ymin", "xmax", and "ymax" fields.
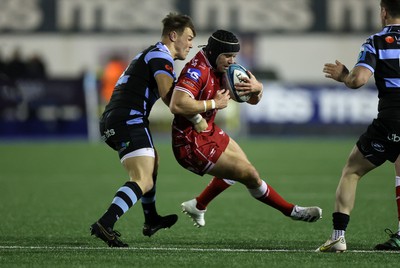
[
  {"xmin": 343, "ymin": 145, "xmax": 376, "ymax": 178},
  {"xmin": 209, "ymin": 138, "xmax": 261, "ymax": 187},
  {"xmin": 122, "ymin": 152, "xmax": 157, "ymax": 193}
]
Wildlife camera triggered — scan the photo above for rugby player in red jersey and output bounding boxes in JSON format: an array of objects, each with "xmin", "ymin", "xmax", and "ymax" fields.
[{"xmin": 169, "ymin": 30, "xmax": 322, "ymax": 229}]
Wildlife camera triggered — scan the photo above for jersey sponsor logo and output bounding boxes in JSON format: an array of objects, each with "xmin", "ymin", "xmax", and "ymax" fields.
[
  {"xmin": 182, "ymin": 80, "xmax": 195, "ymax": 89},
  {"xmin": 165, "ymin": 64, "xmax": 173, "ymax": 72},
  {"xmin": 385, "ymin": 35, "xmax": 395, "ymax": 44},
  {"xmin": 185, "ymin": 68, "xmax": 201, "ymax": 82},
  {"xmin": 383, "ymin": 35, "xmax": 400, "ymax": 45}
]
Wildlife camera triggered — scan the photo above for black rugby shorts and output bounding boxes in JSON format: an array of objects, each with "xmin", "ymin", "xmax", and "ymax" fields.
[
  {"xmin": 357, "ymin": 118, "xmax": 400, "ymax": 166},
  {"xmin": 100, "ymin": 110, "xmax": 154, "ymax": 159}
]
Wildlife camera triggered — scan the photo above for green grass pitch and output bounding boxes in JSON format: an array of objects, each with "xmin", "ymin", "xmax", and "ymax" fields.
[{"xmin": 0, "ymin": 137, "xmax": 398, "ymax": 267}]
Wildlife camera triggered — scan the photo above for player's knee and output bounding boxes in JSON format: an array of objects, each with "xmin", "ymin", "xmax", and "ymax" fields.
[
  {"xmin": 237, "ymin": 170, "xmax": 260, "ymax": 189},
  {"xmin": 143, "ymin": 180, "xmax": 154, "ymax": 194},
  {"xmin": 247, "ymin": 165, "xmax": 259, "ymax": 179},
  {"xmin": 237, "ymin": 164, "xmax": 259, "ymax": 182},
  {"xmin": 248, "ymin": 170, "xmax": 261, "ymax": 187}
]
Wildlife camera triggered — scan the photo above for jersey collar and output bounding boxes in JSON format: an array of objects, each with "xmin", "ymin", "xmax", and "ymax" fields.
[{"xmin": 157, "ymin": 42, "xmax": 172, "ymax": 56}]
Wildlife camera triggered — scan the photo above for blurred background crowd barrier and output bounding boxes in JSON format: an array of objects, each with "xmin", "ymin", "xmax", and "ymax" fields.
[{"xmin": 0, "ymin": 0, "xmax": 381, "ymax": 140}]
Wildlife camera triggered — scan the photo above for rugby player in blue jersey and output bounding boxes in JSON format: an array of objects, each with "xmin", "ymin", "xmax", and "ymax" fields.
[
  {"xmin": 317, "ymin": 0, "xmax": 400, "ymax": 252},
  {"xmin": 90, "ymin": 12, "xmax": 196, "ymax": 247}
]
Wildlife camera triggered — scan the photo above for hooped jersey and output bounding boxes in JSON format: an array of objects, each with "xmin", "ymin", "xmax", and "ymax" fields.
[
  {"xmin": 172, "ymin": 49, "xmax": 222, "ymax": 130},
  {"xmin": 103, "ymin": 42, "xmax": 175, "ymax": 126},
  {"xmin": 356, "ymin": 25, "xmax": 400, "ymax": 118}
]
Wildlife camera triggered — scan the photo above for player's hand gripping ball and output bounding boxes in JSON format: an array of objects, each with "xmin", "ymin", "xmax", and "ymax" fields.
[{"xmin": 222, "ymin": 64, "xmax": 251, "ymax": 103}]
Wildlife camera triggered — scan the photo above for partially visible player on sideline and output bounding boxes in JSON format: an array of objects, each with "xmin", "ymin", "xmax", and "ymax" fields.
[
  {"xmin": 100, "ymin": 54, "xmax": 127, "ymax": 108},
  {"xmin": 169, "ymin": 30, "xmax": 322, "ymax": 229},
  {"xmin": 316, "ymin": 0, "xmax": 400, "ymax": 252},
  {"xmin": 90, "ymin": 12, "xmax": 196, "ymax": 247}
]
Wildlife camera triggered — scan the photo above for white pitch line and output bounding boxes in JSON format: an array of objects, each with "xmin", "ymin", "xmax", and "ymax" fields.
[{"xmin": 0, "ymin": 246, "xmax": 397, "ymax": 253}]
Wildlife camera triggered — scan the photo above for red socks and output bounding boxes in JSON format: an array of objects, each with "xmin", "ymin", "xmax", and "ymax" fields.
[
  {"xmin": 196, "ymin": 177, "xmax": 232, "ymax": 210},
  {"xmin": 248, "ymin": 180, "xmax": 294, "ymax": 216},
  {"xmin": 194, "ymin": 177, "xmax": 294, "ymax": 216},
  {"xmin": 259, "ymin": 185, "xmax": 294, "ymax": 216}
]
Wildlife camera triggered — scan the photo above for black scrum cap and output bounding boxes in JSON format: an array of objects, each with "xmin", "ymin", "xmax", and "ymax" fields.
[{"xmin": 204, "ymin": 30, "xmax": 240, "ymax": 68}]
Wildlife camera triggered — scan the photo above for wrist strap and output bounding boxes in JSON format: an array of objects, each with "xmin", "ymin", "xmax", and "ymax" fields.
[{"xmin": 211, "ymin": 99, "xmax": 216, "ymax": 109}]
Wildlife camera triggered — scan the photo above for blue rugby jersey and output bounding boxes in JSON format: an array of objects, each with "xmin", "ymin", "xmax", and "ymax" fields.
[
  {"xmin": 103, "ymin": 42, "xmax": 176, "ymax": 126},
  {"xmin": 356, "ymin": 25, "xmax": 400, "ymax": 118}
]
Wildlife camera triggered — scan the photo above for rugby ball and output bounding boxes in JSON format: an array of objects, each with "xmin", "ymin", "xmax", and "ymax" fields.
[{"xmin": 222, "ymin": 64, "xmax": 251, "ymax": 103}]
